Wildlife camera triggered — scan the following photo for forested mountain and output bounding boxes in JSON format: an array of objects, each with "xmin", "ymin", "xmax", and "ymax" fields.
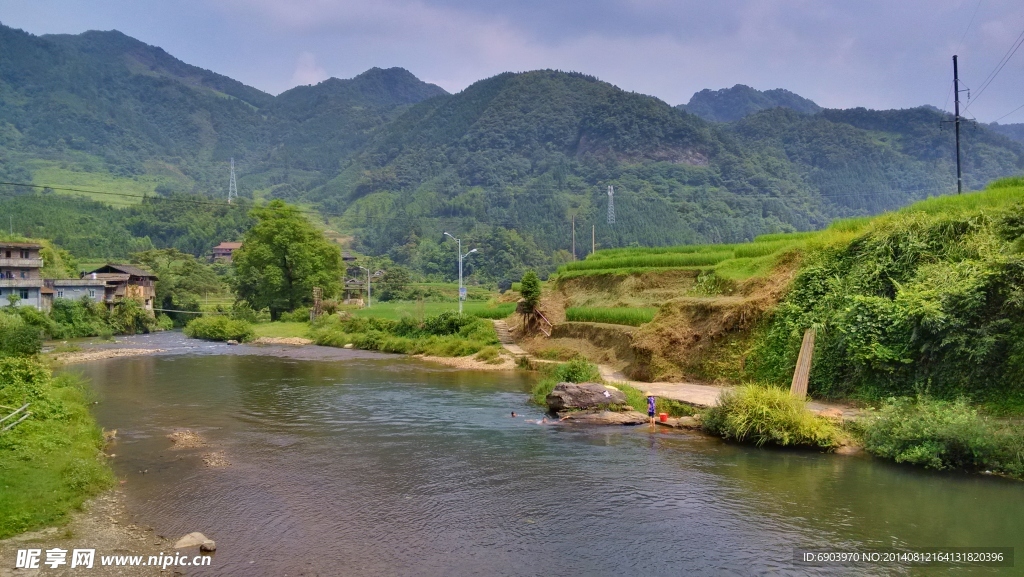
[
  {"xmin": 1, "ymin": 23, "xmax": 1023, "ymax": 283},
  {"xmin": 989, "ymin": 122, "xmax": 1024, "ymax": 145},
  {"xmin": 680, "ymin": 84, "xmax": 822, "ymax": 122}
]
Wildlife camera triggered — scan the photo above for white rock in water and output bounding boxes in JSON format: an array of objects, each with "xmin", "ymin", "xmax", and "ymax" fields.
[
  {"xmin": 343, "ymin": 343, "xmax": 354, "ymax": 349},
  {"xmin": 200, "ymin": 540, "xmax": 217, "ymax": 552},
  {"xmin": 226, "ymin": 340, "xmax": 239, "ymax": 345},
  {"xmin": 174, "ymin": 532, "xmax": 209, "ymax": 549}
]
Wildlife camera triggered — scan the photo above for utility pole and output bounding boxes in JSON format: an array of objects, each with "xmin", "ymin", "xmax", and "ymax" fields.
[
  {"xmin": 953, "ymin": 55, "xmax": 963, "ymax": 195},
  {"xmin": 571, "ymin": 214, "xmax": 576, "ymax": 261},
  {"xmin": 592, "ymin": 225, "xmax": 595, "ymax": 255},
  {"xmin": 444, "ymin": 232, "xmax": 477, "ymax": 314},
  {"xmin": 228, "ymin": 157, "xmax": 238, "ymax": 203},
  {"xmin": 607, "ymin": 185, "xmax": 615, "ymax": 224},
  {"xmin": 357, "ymin": 266, "xmax": 371, "ymax": 308}
]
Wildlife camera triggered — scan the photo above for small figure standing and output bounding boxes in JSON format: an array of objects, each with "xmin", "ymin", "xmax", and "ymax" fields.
[{"xmin": 646, "ymin": 392, "xmax": 656, "ymax": 426}]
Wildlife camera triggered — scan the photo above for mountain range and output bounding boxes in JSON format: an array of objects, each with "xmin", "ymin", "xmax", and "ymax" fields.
[{"xmin": 2, "ymin": 23, "xmax": 1023, "ymax": 282}]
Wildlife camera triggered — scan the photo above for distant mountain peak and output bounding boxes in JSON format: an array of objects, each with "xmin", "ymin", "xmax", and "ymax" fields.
[{"xmin": 680, "ymin": 84, "xmax": 821, "ymax": 122}]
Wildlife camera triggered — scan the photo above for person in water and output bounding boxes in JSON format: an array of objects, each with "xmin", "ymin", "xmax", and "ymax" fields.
[
  {"xmin": 511, "ymin": 411, "xmax": 517, "ymax": 417},
  {"xmin": 647, "ymin": 392, "xmax": 656, "ymax": 426}
]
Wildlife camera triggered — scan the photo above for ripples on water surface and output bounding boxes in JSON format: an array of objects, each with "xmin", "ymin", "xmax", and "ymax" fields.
[{"xmin": 70, "ymin": 344, "xmax": 1024, "ymax": 577}]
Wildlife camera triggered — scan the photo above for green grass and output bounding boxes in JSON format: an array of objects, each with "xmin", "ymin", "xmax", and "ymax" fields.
[
  {"xmin": 349, "ymin": 300, "xmax": 512, "ymax": 321},
  {"xmin": 565, "ymin": 306, "xmax": 657, "ymax": 326},
  {"xmin": 701, "ymin": 384, "xmax": 845, "ymax": 449},
  {"xmin": 27, "ymin": 159, "xmax": 179, "ymax": 207},
  {"xmin": 0, "ymin": 358, "xmax": 113, "ymax": 538},
  {"xmin": 253, "ymin": 322, "xmax": 310, "ymax": 339}
]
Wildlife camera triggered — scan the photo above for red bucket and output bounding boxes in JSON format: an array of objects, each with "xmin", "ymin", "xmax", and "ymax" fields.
[{"xmin": 659, "ymin": 413, "xmax": 668, "ymax": 422}]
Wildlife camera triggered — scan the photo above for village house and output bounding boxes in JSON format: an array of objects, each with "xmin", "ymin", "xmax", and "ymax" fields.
[
  {"xmin": 0, "ymin": 242, "xmax": 45, "ymax": 309},
  {"xmin": 211, "ymin": 242, "xmax": 242, "ymax": 262},
  {"xmin": 81, "ymin": 264, "xmax": 158, "ymax": 312}
]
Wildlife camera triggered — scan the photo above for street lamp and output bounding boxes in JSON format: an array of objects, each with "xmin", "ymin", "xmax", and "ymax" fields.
[
  {"xmin": 443, "ymin": 232, "xmax": 478, "ymax": 314},
  {"xmin": 357, "ymin": 265, "xmax": 371, "ymax": 308}
]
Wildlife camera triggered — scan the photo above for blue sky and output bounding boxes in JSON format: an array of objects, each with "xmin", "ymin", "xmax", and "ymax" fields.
[{"xmin": 2, "ymin": 0, "xmax": 1024, "ymax": 122}]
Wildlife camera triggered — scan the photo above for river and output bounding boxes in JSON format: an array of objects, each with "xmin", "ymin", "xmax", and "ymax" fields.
[{"xmin": 66, "ymin": 333, "xmax": 1023, "ymax": 576}]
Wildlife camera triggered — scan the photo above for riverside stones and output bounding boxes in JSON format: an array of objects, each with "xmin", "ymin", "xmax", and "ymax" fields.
[{"xmin": 546, "ymin": 382, "xmax": 627, "ymax": 412}]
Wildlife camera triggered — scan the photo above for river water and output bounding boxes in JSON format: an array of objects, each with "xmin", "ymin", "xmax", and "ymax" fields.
[{"xmin": 68, "ymin": 334, "xmax": 1023, "ymax": 576}]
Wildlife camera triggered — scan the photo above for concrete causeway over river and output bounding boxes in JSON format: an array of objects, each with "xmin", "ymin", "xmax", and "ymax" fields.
[{"xmin": 494, "ymin": 321, "xmax": 861, "ymax": 420}]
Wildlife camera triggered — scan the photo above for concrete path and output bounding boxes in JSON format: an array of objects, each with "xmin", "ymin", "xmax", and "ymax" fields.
[
  {"xmin": 598, "ymin": 363, "xmax": 862, "ymax": 419},
  {"xmin": 493, "ymin": 320, "xmax": 528, "ymax": 357}
]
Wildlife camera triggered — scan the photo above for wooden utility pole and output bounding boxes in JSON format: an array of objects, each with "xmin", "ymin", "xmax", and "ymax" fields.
[{"xmin": 789, "ymin": 328, "xmax": 816, "ymax": 399}]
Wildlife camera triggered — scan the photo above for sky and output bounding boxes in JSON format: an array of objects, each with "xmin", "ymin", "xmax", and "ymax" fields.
[{"xmin": 2, "ymin": 0, "xmax": 1024, "ymax": 122}]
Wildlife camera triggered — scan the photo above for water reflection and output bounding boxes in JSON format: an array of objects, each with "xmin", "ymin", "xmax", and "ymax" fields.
[{"xmin": 68, "ymin": 353, "xmax": 1022, "ymax": 577}]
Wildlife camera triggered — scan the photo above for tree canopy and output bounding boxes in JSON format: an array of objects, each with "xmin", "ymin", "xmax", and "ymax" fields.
[{"xmin": 232, "ymin": 201, "xmax": 342, "ymax": 318}]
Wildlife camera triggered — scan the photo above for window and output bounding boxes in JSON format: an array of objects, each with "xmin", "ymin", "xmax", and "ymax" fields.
[
  {"xmin": 19, "ymin": 249, "xmax": 29, "ymax": 259},
  {"xmin": 20, "ymin": 269, "xmax": 27, "ymax": 279},
  {"xmin": 19, "ymin": 289, "xmax": 29, "ymax": 300},
  {"xmin": 57, "ymin": 290, "xmax": 64, "ymax": 298},
  {"xmin": 3, "ymin": 251, "xmax": 10, "ymax": 258},
  {"xmin": 88, "ymin": 289, "xmax": 96, "ymax": 298}
]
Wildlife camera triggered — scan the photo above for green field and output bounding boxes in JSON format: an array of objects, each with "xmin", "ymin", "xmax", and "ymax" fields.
[
  {"xmin": 27, "ymin": 159, "xmax": 178, "ymax": 207},
  {"xmin": 253, "ymin": 322, "xmax": 310, "ymax": 338},
  {"xmin": 565, "ymin": 306, "xmax": 658, "ymax": 326},
  {"xmin": 348, "ymin": 300, "xmax": 514, "ymax": 321}
]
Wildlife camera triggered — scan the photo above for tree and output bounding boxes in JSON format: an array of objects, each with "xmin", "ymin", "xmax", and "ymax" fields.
[
  {"xmin": 132, "ymin": 248, "xmax": 224, "ymax": 326},
  {"xmin": 520, "ymin": 270, "xmax": 541, "ymax": 311},
  {"xmin": 375, "ymin": 265, "xmax": 414, "ymax": 301},
  {"xmin": 232, "ymin": 200, "xmax": 342, "ymax": 319}
]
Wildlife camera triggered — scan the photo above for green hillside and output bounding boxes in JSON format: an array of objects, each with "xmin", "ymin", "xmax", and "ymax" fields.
[
  {"xmin": 2, "ymin": 23, "xmax": 1024, "ymax": 286},
  {"xmin": 680, "ymin": 84, "xmax": 822, "ymax": 122}
]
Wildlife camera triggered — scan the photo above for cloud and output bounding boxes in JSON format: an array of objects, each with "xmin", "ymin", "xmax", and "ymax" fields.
[{"xmin": 290, "ymin": 51, "xmax": 328, "ymax": 86}]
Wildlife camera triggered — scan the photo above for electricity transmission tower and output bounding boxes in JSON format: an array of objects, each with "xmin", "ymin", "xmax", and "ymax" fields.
[
  {"xmin": 228, "ymin": 158, "xmax": 238, "ymax": 204},
  {"xmin": 607, "ymin": 185, "xmax": 615, "ymax": 224}
]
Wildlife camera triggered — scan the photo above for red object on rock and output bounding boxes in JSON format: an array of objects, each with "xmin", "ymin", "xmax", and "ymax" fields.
[{"xmin": 659, "ymin": 413, "xmax": 668, "ymax": 422}]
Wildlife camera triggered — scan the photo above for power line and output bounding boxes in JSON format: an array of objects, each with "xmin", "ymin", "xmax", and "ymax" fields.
[
  {"xmin": 955, "ymin": 0, "xmax": 984, "ymax": 56},
  {"xmin": 993, "ymin": 101, "xmax": 1024, "ymax": 123},
  {"xmin": 964, "ymin": 25, "xmax": 1024, "ymax": 111}
]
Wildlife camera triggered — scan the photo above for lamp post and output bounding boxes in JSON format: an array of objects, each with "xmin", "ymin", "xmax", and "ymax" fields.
[
  {"xmin": 357, "ymin": 265, "xmax": 371, "ymax": 308},
  {"xmin": 444, "ymin": 232, "xmax": 477, "ymax": 314}
]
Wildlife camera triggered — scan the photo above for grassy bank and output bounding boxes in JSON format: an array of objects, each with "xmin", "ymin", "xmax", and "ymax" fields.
[
  {"xmin": 701, "ymin": 384, "xmax": 844, "ymax": 449},
  {"xmin": 0, "ymin": 357, "xmax": 113, "ymax": 538},
  {"xmin": 310, "ymin": 311, "xmax": 499, "ymax": 356}
]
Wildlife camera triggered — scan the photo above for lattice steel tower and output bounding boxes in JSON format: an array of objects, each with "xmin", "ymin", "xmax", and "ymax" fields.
[
  {"xmin": 607, "ymin": 185, "xmax": 615, "ymax": 224},
  {"xmin": 228, "ymin": 158, "xmax": 238, "ymax": 204}
]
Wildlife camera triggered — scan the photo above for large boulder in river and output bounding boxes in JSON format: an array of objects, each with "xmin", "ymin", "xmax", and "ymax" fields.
[
  {"xmin": 557, "ymin": 410, "xmax": 647, "ymax": 425},
  {"xmin": 546, "ymin": 382, "xmax": 627, "ymax": 411}
]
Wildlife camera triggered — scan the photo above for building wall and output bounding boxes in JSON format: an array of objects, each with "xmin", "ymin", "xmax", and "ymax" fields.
[
  {"xmin": 0, "ymin": 286, "xmax": 42, "ymax": 309},
  {"xmin": 53, "ymin": 286, "xmax": 103, "ymax": 302}
]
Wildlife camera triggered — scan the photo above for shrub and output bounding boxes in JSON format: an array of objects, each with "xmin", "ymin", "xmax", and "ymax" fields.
[
  {"xmin": 108, "ymin": 299, "xmax": 155, "ymax": 335},
  {"xmin": 701, "ymin": 384, "xmax": 844, "ymax": 449},
  {"xmin": 0, "ymin": 312, "xmax": 42, "ymax": 357},
  {"xmin": 278, "ymin": 308, "xmax": 311, "ymax": 323},
  {"xmin": 156, "ymin": 314, "xmax": 175, "ymax": 331},
  {"xmin": 858, "ymin": 397, "xmax": 1024, "ymax": 476},
  {"xmin": 183, "ymin": 315, "xmax": 255, "ymax": 342},
  {"xmin": 50, "ymin": 298, "xmax": 108, "ymax": 338},
  {"xmin": 422, "ymin": 311, "xmax": 475, "ymax": 336},
  {"xmin": 530, "ymin": 357, "xmax": 602, "ymax": 405}
]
